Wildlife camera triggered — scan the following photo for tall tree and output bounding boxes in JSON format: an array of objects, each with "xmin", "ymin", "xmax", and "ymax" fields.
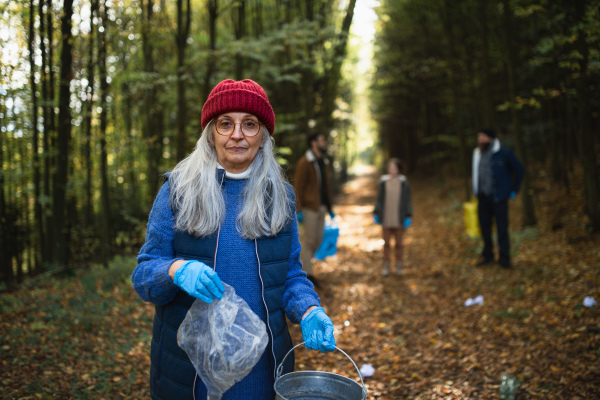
[
  {"xmin": 441, "ymin": 0, "xmax": 470, "ymax": 200},
  {"xmin": 573, "ymin": 0, "xmax": 600, "ymax": 231},
  {"xmin": 0, "ymin": 96, "xmax": 9, "ymax": 284},
  {"xmin": 99, "ymin": 0, "xmax": 112, "ymax": 267},
  {"xmin": 82, "ymin": 0, "xmax": 97, "ymax": 229},
  {"xmin": 321, "ymin": 0, "xmax": 356, "ymax": 124},
  {"xmin": 301, "ymin": 0, "xmax": 316, "ymax": 130},
  {"xmin": 502, "ymin": 0, "xmax": 536, "ymax": 227},
  {"xmin": 140, "ymin": 0, "xmax": 165, "ymax": 199},
  {"xmin": 203, "ymin": 0, "xmax": 218, "ymax": 102},
  {"xmin": 477, "ymin": 0, "xmax": 493, "ymax": 127},
  {"xmin": 44, "ymin": 0, "xmax": 56, "ymax": 263},
  {"xmin": 52, "ymin": 0, "xmax": 74, "ymax": 267},
  {"xmin": 38, "ymin": 0, "xmax": 50, "ymax": 265},
  {"xmin": 234, "ymin": 0, "xmax": 245, "ymax": 80},
  {"xmin": 28, "ymin": 0, "xmax": 42, "ymax": 272},
  {"xmin": 175, "ymin": 0, "xmax": 191, "ymax": 161}
]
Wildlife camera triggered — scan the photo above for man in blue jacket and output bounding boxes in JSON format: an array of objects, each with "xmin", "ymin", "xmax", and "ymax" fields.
[{"xmin": 472, "ymin": 128, "xmax": 524, "ymax": 269}]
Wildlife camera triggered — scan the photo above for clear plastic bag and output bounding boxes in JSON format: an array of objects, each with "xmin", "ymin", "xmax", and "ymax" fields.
[{"xmin": 177, "ymin": 283, "xmax": 268, "ymax": 400}]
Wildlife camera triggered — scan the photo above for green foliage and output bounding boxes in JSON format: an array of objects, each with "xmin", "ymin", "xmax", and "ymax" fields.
[
  {"xmin": 371, "ymin": 0, "xmax": 600, "ymax": 173},
  {"xmin": 0, "ymin": 0, "xmax": 357, "ymax": 281}
]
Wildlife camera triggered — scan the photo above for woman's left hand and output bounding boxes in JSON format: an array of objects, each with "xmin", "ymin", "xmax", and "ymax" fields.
[{"xmin": 300, "ymin": 307, "xmax": 336, "ymax": 352}]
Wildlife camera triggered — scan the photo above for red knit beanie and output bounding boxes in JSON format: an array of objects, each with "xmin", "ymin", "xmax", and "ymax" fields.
[{"xmin": 201, "ymin": 79, "xmax": 275, "ymax": 135}]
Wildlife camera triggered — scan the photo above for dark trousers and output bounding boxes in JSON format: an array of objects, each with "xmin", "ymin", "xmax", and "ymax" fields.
[{"xmin": 478, "ymin": 194, "xmax": 510, "ymax": 264}]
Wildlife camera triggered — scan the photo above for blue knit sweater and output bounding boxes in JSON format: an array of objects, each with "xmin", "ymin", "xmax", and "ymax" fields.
[{"xmin": 133, "ymin": 177, "xmax": 319, "ymax": 399}]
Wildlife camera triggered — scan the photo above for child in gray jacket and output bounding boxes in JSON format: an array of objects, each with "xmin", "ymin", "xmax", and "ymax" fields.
[{"xmin": 373, "ymin": 158, "xmax": 413, "ymax": 275}]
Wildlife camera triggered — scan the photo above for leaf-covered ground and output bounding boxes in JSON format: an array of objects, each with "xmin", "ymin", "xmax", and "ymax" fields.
[{"xmin": 1, "ymin": 167, "xmax": 599, "ymax": 399}]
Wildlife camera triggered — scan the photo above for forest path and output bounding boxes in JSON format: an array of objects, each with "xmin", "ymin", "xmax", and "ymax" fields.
[
  {"xmin": 0, "ymin": 167, "xmax": 598, "ymax": 399},
  {"xmin": 290, "ymin": 166, "xmax": 600, "ymax": 399}
]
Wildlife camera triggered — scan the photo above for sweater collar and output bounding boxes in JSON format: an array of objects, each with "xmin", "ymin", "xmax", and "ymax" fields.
[{"xmin": 217, "ymin": 163, "xmax": 253, "ymax": 180}]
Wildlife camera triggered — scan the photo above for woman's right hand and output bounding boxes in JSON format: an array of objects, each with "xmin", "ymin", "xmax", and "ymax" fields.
[{"xmin": 171, "ymin": 260, "xmax": 225, "ymax": 303}]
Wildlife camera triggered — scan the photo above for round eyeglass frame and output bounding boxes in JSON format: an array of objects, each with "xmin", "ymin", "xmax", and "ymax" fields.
[{"xmin": 214, "ymin": 118, "xmax": 263, "ymax": 137}]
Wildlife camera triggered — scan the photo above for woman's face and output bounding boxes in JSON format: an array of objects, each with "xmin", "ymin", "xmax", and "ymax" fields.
[
  {"xmin": 212, "ymin": 112, "xmax": 264, "ymax": 173},
  {"xmin": 388, "ymin": 161, "xmax": 400, "ymax": 176}
]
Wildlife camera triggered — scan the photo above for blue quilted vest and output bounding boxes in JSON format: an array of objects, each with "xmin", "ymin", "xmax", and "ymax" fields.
[{"xmin": 149, "ymin": 171, "xmax": 295, "ymax": 400}]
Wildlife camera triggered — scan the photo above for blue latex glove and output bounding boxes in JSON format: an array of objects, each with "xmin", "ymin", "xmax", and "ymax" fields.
[
  {"xmin": 329, "ymin": 210, "xmax": 335, "ymax": 219},
  {"xmin": 300, "ymin": 307, "xmax": 336, "ymax": 352},
  {"xmin": 373, "ymin": 215, "xmax": 381, "ymax": 224},
  {"xmin": 509, "ymin": 191, "xmax": 517, "ymax": 200},
  {"xmin": 296, "ymin": 211, "xmax": 304, "ymax": 223},
  {"xmin": 403, "ymin": 217, "xmax": 412, "ymax": 229},
  {"xmin": 173, "ymin": 260, "xmax": 225, "ymax": 303}
]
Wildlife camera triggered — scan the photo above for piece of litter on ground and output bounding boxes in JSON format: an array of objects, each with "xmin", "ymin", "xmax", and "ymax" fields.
[
  {"xmin": 464, "ymin": 295, "xmax": 484, "ymax": 307},
  {"xmin": 359, "ymin": 363, "xmax": 375, "ymax": 378},
  {"xmin": 583, "ymin": 296, "xmax": 597, "ymax": 307}
]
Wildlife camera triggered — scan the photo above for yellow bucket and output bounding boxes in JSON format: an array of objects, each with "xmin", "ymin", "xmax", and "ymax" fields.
[{"xmin": 463, "ymin": 199, "xmax": 481, "ymax": 238}]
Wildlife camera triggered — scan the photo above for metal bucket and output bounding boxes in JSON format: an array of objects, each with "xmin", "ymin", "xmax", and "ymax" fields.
[{"xmin": 274, "ymin": 342, "xmax": 368, "ymax": 400}]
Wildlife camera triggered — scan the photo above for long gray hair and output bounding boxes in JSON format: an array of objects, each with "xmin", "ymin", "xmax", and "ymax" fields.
[{"xmin": 169, "ymin": 121, "xmax": 292, "ymax": 239}]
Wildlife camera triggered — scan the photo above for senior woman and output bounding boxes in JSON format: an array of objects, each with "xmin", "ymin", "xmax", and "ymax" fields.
[{"xmin": 132, "ymin": 79, "xmax": 336, "ymax": 400}]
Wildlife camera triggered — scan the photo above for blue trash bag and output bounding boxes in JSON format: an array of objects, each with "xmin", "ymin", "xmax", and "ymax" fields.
[{"xmin": 315, "ymin": 217, "xmax": 339, "ymax": 260}]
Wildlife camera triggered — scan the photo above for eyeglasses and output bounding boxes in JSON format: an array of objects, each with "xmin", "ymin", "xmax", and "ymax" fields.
[{"xmin": 214, "ymin": 118, "xmax": 262, "ymax": 137}]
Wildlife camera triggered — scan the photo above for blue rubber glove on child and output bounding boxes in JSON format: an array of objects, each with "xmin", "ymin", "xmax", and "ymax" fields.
[
  {"xmin": 403, "ymin": 217, "xmax": 412, "ymax": 229},
  {"xmin": 301, "ymin": 307, "xmax": 336, "ymax": 352},
  {"xmin": 173, "ymin": 260, "xmax": 225, "ymax": 303},
  {"xmin": 373, "ymin": 215, "xmax": 380, "ymax": 224}
]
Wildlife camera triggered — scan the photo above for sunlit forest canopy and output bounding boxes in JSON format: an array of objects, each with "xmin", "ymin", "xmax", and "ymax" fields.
[{"xmin": 0, "ymin": 0, "xmax": 358, "ymax": 282}]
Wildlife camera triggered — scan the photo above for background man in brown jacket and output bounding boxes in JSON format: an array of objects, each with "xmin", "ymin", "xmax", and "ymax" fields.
[{"xmin": 294, "ymin": 133, "xmax": 334, "ymax": 285}]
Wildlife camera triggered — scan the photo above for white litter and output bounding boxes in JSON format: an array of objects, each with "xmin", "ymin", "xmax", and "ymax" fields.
[
  {"xmin": 464, "ymin": 295, "xmax": 484, "ymax": 307},
  {"xmin": 359, "ymin": 363, "xmax": 375, "ymax": 378},
  {"xmin": 583, "ymin": 296, "xmax": 597, "ymax": 308}
]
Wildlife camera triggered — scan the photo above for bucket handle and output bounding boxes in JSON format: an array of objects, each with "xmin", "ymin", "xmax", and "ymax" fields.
[{"xmin": 276, "ymin": 342, "xmax": 368, "ymax": 400}]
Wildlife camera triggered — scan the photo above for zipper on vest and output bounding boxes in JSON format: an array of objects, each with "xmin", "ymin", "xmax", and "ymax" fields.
[
  {"xmin": 212, "ymin": 170, "xmax": 226, "ymax": 273},
  {"xmin": 255, "ymin": 239, "xmax": 278, "ymax": 379},
  {"xmin": 191, "ymin": 169, "xmax": 227, "ymax": 400}
]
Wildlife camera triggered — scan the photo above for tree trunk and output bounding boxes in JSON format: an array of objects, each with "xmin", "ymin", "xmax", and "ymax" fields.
[
  {"xmin": 442, "ymin": 0, "xmax": 470, "ymax": 201},
  {"xmin": 99, "ymin": 0, "xmax": 112, "ymax": 267},
  {"xmin": 478, "ymin": 0, "xmax": 493, "ymax": 127},
  {"xmin": 19, "ymin": 127, "xmax": 29, "ymax": 280},
  {"xmin": 234, "ymin": 0, "xmax": 245, "ymax": 80},
  {"xmin": 29, "ymin": 0, "xmax": 42, "ymax": 273},
  {"xmin": 141, "ymin": 0, "xmax": 165, "ymax": 200},
  {"xmin": 252, "ymin": 0, "xmax": 263, "ymax": 37},
  {"xmin": 45, "ymin": 0, "xmax": 56, "ymax": 263},
  {"xmin": 83, "ymin": 0, "xmax": 97, "ymax": 230},
  {"xmin": 302, "ymin": 0, "xmax": 316, "ymax": 132},
  {"xmin": 176, "ymin": 0, "xmax": 191, "ymax": 161},
  {"xmin": 574, "ymin": 2, "xmax": 600, "ymax": 231},
  {"xmin": 502, "ymin": 0, "xmax": 536, "ymax": 227},
  {"xmin": 0, "ymin": 98, "xmax": 10, "ymax": 285},
  {"xmin": 38, "ymin": 0, "xmax": 49, "ymax": 266},
  {"xmin": 121, "ymin": 82, "xmax": 138, "ymax": 208},
  {"xmin": 320, "ymin": 0, "xmax": 356, "ymax": 130},
  {"xmin": 52, "ymin": 0, "xmax": 74, "ymax": 267},
  {"xmin": 203, "ymin": 0, "xmax": 218, "ymax": 102}
]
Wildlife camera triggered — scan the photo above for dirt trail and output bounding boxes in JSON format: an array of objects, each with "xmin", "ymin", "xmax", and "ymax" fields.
[
  {"xmin": 290, "ymin": 167, "xmax": 600, "ymax": 399},
  {"xmin": 1, "ymin": 167, "xmax": 597, "ymax": 399}
]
